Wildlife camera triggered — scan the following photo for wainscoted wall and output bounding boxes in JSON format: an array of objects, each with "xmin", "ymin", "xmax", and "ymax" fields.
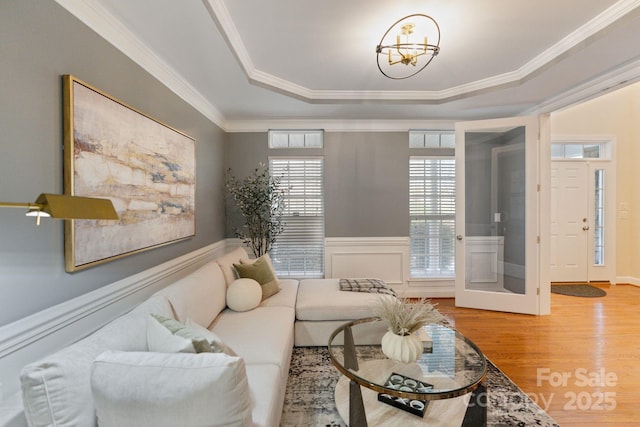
[
  {"xmin": 0, "ymin": 241, "xmax": 228, "ymax": 400},
  {"xmin": 325, "ymin": 237, "xmax": 409, "ymax": 285},
  {"xmin": 325, "ymin": 237, "xmax": 454, "ymax": 298}
]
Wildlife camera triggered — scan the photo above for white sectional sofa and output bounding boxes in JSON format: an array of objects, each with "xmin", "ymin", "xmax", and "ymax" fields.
[{"xmin": 4, "ymin": 247, "xmax": 389, "ymax": 427}]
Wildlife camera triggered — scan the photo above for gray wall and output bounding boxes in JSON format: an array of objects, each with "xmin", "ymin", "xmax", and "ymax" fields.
[
  {"xmin": 0, "ymin": 1, "xmax": 226, "ymax": 326},
  {"xmin": 227, "ymin": 131, "xmax": 419, "ymax": 238}
]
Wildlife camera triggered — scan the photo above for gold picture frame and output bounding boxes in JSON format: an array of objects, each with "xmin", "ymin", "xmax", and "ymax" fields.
[{"xmin": 63, "ymin": 75, "xmax": 196, "ymax": 272}]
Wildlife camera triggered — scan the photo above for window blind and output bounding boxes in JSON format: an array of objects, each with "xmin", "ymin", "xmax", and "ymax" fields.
[
  {"xmin": 269, "ymin": 157, "xmax": 324, "ymax": 277},
  {"xmin": 410, "ymin": 157, "xmax": 456, "ymax": 278}
]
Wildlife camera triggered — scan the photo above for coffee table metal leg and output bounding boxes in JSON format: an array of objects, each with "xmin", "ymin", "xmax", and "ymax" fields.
[
  {"xmin": 344, "ymin": 325, "xmax": 367, "ymax": 426},
  {"xmin": 462, "ymin": 381, "xmax": 487, "ymax": 427},
  {"xmin": 343, "ymin": 325, "xmax": 359, "ymax": 371},
  {"xmin": 349, "ymin": 379, "xmax": 368, "ymax": 427}
]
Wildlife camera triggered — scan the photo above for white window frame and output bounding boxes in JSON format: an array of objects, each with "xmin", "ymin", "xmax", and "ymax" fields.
[{"xmin": 268, "ymin": 156, "xmax": 324, "ymax": 278}]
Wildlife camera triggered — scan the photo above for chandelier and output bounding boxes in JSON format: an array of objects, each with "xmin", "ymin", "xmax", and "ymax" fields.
[{"xmin": 376, "ymin": 14, "xmax": 441, "ymax": 80}]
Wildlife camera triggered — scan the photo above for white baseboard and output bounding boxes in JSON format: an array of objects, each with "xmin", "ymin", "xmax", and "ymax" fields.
[
  {"xmin": 404, "ymin": 284, "xmax": 455, "ymax": 298},
  {"xmin": 616, "ymin": 276, "xmax": 640, "ymax": 286},
  {"xmin": 0, "ymin": 240, "xmax": 228, "ymax": 398}
]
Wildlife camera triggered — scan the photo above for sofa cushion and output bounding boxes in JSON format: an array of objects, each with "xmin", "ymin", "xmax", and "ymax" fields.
[
  {"xmin": 234, "ymin": 256, "xmax": 280, "ymax": 300},
  {"xmin": 216, "ymin": 247, "xmax": 249, "ymax": 286},
  {"xmin": 245, "ymin": 363, "xmax": 285, "ymax": 427},
  {"xmin": 294, "ymin": 319, "xmax": 389, "ymax": 347},
  {"xmin": 20, "ymin": 305, "xmax": 166, "ymax": 427},
  {"xmin": 296, "ymin": 279, "xmax": 394, "ymax": 321},
  {"xmin": 258, "ymin": 279, "xmax": 298, "ymax": 309},
  {"xmin": 210, "ymin": 307, "xmax": 294, "ymax": 375},
  {"xmin": 91, "ymin": 351, "xmax": 252, "ymax": 427},
  {"xmin": 227, "ymin": 278, "xmax": 262, "ymax": 312},
  {"xmin": 156, "ymin": 260, "xmax": 226, "ymax": 328}
]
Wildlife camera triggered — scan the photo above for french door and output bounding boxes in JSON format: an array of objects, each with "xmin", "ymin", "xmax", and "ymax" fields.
[{"xmin": 454, "ymin": 116, "xmax": 543, "ymax": 315}]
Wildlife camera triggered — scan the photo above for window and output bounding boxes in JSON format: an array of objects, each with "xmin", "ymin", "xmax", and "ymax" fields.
[
  {"xmin": 551, "ymin": 143, "xmax": 607, "ymax": 159},
  {"xmin": 594, "ymin": 169, "xmax": 605, "ymax": 265},
  {"xmin": 268, "ymin": 157, "xmax": 324, "ymax": 277},
  {"xmin": 409, "ymin": 130, "xmax": 455, "ymax": 149},
  {"xmin": 410, "ymin": 157, "xmax": 456, "ymax": 278},
  {"xmin": 269, "ymin": 130, "xmax": 324, "ymax": 149}
]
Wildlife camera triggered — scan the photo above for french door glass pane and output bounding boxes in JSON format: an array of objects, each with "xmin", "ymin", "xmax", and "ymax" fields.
[{"xmin": 465, "ymin": 127, "xmax": 525, "ymax": 294}]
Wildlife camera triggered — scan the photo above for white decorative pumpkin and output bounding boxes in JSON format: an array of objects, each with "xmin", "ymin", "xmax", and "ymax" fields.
[{"xmin": 381, "ymin": 331, "xmax": 423, "ymax": 364}]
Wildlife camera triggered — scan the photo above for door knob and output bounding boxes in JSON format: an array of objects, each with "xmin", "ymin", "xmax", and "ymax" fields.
[
  {"xmin": 456, "ymin": 234, "xmax": 463, "ymax": 241},
  {"xmin": 583, "ymin": 226, "xmax": 590, "ymax": 231}
]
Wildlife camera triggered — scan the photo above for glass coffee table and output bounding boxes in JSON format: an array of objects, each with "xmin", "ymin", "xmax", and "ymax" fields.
[{"xmin": 328, "ymin": 317, "xmax": 487, "ymax": 427}]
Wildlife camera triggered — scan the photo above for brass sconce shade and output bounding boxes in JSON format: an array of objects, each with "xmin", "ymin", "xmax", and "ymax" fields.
[
  {"xmin": 376, "ymin": 14, "xmax": 441, "ymax": 80},
  {"xmin": 0, "ymin": 193, "xmax": 119, "ymax": 225}
]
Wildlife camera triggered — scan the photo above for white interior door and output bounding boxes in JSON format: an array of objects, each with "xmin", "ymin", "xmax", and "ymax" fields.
[
  {"xmin": 550, "ymin": 162, "xmax": 589, "ymax": 281},
  {"xmin": 455, "ymin": 116, "xmax": 541, "ymax": 315}
]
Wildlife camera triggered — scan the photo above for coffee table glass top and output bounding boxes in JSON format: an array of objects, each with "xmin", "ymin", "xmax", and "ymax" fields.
[{"xmin": 328, "ymin": 317, "xmax": 487, "ymax": 401}]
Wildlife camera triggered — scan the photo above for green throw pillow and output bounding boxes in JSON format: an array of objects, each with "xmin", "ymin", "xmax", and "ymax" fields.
[
  {"xmin": 233, "ymin": 257, "xmax": 280, "ymax": 300},
  {"xmin": 150, "ymin": 314, "xmax": 212, "ymax": 353}
]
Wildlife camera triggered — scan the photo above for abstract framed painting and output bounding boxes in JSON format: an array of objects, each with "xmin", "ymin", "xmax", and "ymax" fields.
[{"xmin": 63, "ymin": 75, "xmax": 196, "ymax": 272}]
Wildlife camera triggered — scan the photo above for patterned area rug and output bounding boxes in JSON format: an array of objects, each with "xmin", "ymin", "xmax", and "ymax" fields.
[{"xmin": 281, "ymin": 346, "xmax": 559, "ymax": 427}]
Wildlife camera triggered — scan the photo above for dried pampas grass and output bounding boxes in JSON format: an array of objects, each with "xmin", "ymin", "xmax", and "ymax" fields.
[{"xmin": 375, "ymin": 296, "xmax": 445, "ymax": 336}]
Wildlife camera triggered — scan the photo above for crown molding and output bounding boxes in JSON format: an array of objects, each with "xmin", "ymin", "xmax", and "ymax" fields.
[
  {"xmin": 518, "ymin": 0, "xmax": 640, "ymax": 78},
  {"xmin": 55, "ymin": 0, "xmax": 228, "ymax": 130},
  {"xmin": 55, "ymin": 0, "xmax": 640, "ymax": 132},
  {"xmin": 225, "ymin": 119, "xmax": 456, "ymax": 133},
  {"xmin": 205, "ymin": 0, "xmax": 640, "ymax": 103},
  {"xmin": 201, "ymin": 0, "xmax": 254, "ymax": 77},
  {"xmin": 526, "ymin": 57, "xmax": 640, "ymax": 115}
]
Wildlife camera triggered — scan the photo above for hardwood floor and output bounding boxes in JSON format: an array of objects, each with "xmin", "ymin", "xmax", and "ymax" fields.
[{"xmin": 433, "ymin": 284, "xmax": 640, "ymax": 426}]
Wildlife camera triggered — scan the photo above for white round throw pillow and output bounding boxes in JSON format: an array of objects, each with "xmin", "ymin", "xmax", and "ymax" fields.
[{"xmin": 226, "ymin": 278, "xmax": 262, "ymax": 312}]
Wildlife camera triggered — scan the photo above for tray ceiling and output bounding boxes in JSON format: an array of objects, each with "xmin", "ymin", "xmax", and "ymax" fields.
[{"xmin": 57, "ymin": 0, "xmax": 640, "ymax": 130}]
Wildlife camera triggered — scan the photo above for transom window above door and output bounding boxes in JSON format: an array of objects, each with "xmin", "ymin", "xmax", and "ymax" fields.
[{"xmin": 551, "ymin": 142, "xmax": 610, "ymax": 160}]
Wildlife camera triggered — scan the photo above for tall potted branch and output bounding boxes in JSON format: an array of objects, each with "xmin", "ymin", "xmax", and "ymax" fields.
[{"xmin": 226, "ymin": 163, "xmax": 286, "ymax": 258}]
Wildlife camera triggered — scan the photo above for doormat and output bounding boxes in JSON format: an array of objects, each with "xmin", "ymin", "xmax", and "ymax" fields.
[{"xmin": 551, "ymin": 284, "xmax": 606, "ymax": 297}]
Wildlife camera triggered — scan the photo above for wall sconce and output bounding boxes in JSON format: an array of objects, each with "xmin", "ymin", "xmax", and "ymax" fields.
[
  {"xmin": 0, "ymin": 193, "xmax": 119, "ymax": 225},
  {"xmin": 376, "ymin": 13, "xmax": 441, "ymax": 80}
]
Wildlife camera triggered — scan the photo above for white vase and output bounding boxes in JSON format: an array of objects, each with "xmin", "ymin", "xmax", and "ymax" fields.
[{"xmin": 381, "ymin": 330, "xmax": 423, "ymax": 364}]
